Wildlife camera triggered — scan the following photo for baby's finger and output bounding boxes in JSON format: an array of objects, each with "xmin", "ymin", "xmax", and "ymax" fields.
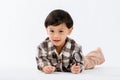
[
  {"xmin": 74, "ymin": 67, "xmax": 80, "ymax": 70},
  {"xmin": 50, "ymin": 66, "xmax": 56, "ymax": 72},
  {"xmin": 46, "ymin": 68, "xmax": 51, "ymax": 72},
  {"xmin": 52, "ymin": 66, "xmax": 56, "ymax": 71}
]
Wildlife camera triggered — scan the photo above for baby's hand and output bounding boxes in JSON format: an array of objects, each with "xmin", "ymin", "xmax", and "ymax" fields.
[
  {"xmin": 42, "ymin": 66, "xmax": 56, "ymax": 74},
  {"xmin": 71, "ymin": 63, "xmax": 81, "ymax": 74}
]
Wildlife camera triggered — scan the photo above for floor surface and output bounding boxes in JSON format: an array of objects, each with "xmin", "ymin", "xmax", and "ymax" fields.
[{"xmin": 1, "ymin": 66, "xmax": 120, "ymax": 80}]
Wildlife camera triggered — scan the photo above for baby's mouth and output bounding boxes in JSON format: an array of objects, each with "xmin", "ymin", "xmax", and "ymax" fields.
[{"xmin": 53, "ymin": 40, "xmax": 60, "ymax": 42}]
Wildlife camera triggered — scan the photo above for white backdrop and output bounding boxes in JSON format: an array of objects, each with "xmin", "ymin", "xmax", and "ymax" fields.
[{"xmin": 0, "ymin": 0, "xmax": 120, "ymax": 79}]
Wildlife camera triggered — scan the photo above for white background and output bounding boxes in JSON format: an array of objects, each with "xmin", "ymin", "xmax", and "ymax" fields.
[{"xmin": 0, "ymin": 0, "xmax": 120, "ymax": 80}]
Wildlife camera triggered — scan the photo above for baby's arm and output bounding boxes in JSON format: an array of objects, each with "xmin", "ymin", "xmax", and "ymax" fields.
[
  {"xmin": 70, "ymin": 45, "xmax": 84, "ymax": 74},
  {"xmin": 36, "ymin": 45, "xmax": 56, "ymax": 74}
]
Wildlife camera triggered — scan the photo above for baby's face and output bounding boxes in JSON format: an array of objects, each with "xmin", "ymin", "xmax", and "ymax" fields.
[{"xmin": 46, "ymin": 23, "xmax": 72, "ymax": 48}]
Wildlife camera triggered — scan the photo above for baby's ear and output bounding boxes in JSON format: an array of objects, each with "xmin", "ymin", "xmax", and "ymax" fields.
[{"xmin": 68, "ymin": 27, "xmax": 73, "ymax": 35}]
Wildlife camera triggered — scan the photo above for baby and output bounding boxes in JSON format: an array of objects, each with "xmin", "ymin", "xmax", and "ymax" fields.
[{"xmin": 36, "ymin": 9, "xmax": 105, "ymax": 74}]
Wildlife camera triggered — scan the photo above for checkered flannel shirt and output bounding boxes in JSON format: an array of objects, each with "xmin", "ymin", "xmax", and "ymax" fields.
[{"xmin": 36, "ymin": 37, "xmax": 84, "ymax": 72}]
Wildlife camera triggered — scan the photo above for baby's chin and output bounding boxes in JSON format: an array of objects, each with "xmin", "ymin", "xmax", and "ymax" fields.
[
  {"xmin": 53, "ymin": 43, "xmax": 62, "ymax": 47},
  {"xmin": 53, "ymin": 43, "xmax": 61, "ymax": 47}
]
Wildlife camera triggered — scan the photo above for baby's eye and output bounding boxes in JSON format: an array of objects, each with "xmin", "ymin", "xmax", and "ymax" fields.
[
  {"xmin": 50, "ymin": 30, "xmax": 54, "ymax": 32},
  {"xmin": 59, "ymin": 30, "xmax": 64, "ymax": 33}
]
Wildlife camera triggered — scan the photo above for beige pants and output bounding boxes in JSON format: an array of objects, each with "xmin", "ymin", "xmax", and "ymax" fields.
[{"xmin": 84, "ymin": 48, "xmax": 105, "ymax": 70}]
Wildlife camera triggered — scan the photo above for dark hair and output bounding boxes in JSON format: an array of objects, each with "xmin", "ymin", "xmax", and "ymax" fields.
[{"xmin": 44, "ymin": 9, "xmax": 73, "ymax": 29}]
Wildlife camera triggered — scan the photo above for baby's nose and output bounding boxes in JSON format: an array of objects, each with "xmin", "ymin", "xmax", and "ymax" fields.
[{"xmin": 54, "ymin": 33, "xmax": 60, "ymax": 37}]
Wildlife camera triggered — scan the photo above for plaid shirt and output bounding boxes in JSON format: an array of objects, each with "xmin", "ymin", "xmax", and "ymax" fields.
[{"xmin": 36, "ymin": 37, "xmax": 84, "ymax": 72}]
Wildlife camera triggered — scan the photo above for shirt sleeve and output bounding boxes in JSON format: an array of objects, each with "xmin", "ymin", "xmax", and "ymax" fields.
[
  {"xmin": 71, "ymin": 45, "xmax": 84, "ymax": 73},
  {"xmin": 79, "ymin": 46, "xmax": 84, "ymax": 72},
  {"xmin": 36, "ymin": 45, "xmax": 51, "ymax": 71}
]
